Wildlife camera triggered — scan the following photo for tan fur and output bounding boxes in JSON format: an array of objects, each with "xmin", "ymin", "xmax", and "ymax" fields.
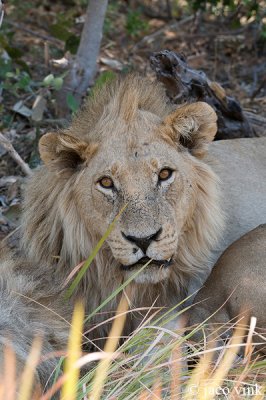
[
  {"xmin": 22, "ymin": 75, "xmax": 223, "ymax": 333},
  {"xmin": 0, "ymin": 75, "xmax": 225, "ymax": 390},
  {"xmin": 0, "ymin": 248, "xmax": 70, "ymax": 391},
  {"xmin": 188, "ymin": 224, "xmax": 266, "ymax": 354}
]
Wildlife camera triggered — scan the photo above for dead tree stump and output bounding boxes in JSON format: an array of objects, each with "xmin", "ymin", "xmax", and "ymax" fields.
[{"xmin": 150, "ymin": 50, "xmax": 265, "ymax": 140}]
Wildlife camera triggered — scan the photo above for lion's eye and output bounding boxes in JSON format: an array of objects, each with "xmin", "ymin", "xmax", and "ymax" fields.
[
  {"xmin": 98, "ymin": 176, "xmax": 114, "ymax": 189},
  {"xmin": 158, "ymin": 168, "xmax": 173, "ymax": 182}
]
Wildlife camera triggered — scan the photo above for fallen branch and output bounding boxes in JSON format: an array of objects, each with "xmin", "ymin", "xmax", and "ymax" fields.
[
  {"xmin": 0, "ymin": 133, "xmax": 32, "ymax": 176},
  {"xmin": 133, "ymin": 16, "xmax": 194, "ymax": 51},
  {"xmin": 150, "ymin": 50, "xmax": 265, "ymax": 139},
  {"xmin": 6, "ymin": 21, "xmax": 63, "ymax": 47}
]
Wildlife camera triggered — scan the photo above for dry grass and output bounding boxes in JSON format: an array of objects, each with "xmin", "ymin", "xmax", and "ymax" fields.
[
  {"xmin": 0, "ymin": 298, "xmax": 265, "ymax": 400},
  {"xmin": 1, "ymin": 218, "xmax": 265, "ymax": 399}
]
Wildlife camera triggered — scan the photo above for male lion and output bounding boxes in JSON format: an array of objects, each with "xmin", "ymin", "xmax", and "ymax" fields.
[{"xmin": 0, "ymin": 75, "xmax": 266, "ymax": 391}]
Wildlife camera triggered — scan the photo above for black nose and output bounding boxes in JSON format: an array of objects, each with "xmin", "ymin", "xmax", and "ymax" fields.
[{"xmin": 122, "ymin": 228, "xmax": 162, "ymax": 253}]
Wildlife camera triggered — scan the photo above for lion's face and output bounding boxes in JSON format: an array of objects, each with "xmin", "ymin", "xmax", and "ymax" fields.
[
  {"xmin": 78, "ymin": 118, "xmax": 196, "ymax": 284},
  {"xmin": 39, "ymin": 97, "xmax": 219, "ymax": 285}
]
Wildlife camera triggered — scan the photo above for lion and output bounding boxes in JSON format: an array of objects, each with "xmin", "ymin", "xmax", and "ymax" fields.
[
  {"xmin": 22, "ymin": 74, "xmax": 225, "ymax": 324},
  {"xmin": 188, "ymin": 224, "xmax": 266, "ymax": 354},
  {"xmin": 0, "ymin": 74, "xmax": 266, "ymax": 392},
  {"xmin": 22, "ymin": 75, "xmax": 266, "ymax": 298}
]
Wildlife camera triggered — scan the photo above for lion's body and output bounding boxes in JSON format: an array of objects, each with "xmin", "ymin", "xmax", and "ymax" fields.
[
  {"xmin": 188, "ymin": 137, "xmax": 266, "ymax": 294},
  {"xmin": 209, "ymin": 138, "xmax": 266, "ymax": 259},
  {"xmin": 188, "ymin": 224, "xmax": 266, "ymax": 354},
  {"xmin": 0, "ymin": 250, "xmax": 70, "ymax": 388},
  {"xmin": 0, "ymin": 75, "xmax": 265, "ymax": 389}
]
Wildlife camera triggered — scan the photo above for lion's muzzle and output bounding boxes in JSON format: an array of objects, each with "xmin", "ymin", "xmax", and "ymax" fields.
[
  {"xmin": 120, "ymin": 256, "xmax": 173, "ymax": 271},
  {"xmin": 122, "ymin": 228, "xmax": 162, "ymax": 254}
]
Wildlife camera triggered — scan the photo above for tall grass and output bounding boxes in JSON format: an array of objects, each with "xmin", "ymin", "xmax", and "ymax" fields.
[
  {"xmin": 1, "ymin": 295, "xmax": 265, "ymax": 399},
  {"xmin": 1, "ymin": 218, "xmax": 265, "ymax": 399}
]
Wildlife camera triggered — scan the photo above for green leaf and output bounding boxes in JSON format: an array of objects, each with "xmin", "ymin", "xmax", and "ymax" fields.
[
  {"xmin": 5, "ymin": 46, "xmax": 23, "ymax": 59},
  {"xmin": 126, "ymin": 9, "xmax": 149, "ymax": 38},
  {"xmin": 95, "ymin": 70, "xmax": 116, "ymax": 87},
  {"xmin": 89, "ymin": 71, "xmax": 116, "ymax": 99},
  {"xmin": 5, "ymin": 71, "xmax": 15, "ymax": 78},
  {"xmin": 49, "ymin": 23, "xmax": 72, "ymax": 42},
  {"xmin": 66, "ymin": 93, "xmax": 79, "ymax": 113},
  {"xmin": 17, "ymin": 73, "xmax": 31, "ymax": 89},
  {"xmin": 43, "ymin": 74, "xmax": 55, "ymax": 86},
  {"xmin": 0, "ymin": 59, "xmax": 13, "ymax": 78},
  {"xmin": 52, "ymin": 77, "xmax": 64, "ymax": 91},
  {"xmin": 0, "ymin": 34, "xmax": 23, "ymax": 59},
  {"xmin": 65, "ymin": 34, "xmax": 80, "ymax": 54}
]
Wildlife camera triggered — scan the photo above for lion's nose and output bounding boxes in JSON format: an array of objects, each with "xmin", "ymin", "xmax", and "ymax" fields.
[{"xmin": 122, "ymin": 228, "xmax": 162, "ymax": 253}]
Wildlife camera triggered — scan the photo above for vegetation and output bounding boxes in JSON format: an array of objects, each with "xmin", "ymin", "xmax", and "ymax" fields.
[
  {"xmin": 1, "ymin": 274, "xmax": 265, "ymax": 399},
  {"xmin": 0, "ymin": 0, "xmax": 264, "ymax": 129}
]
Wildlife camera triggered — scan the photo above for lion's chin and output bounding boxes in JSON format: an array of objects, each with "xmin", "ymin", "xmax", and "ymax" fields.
[
  {"xmin": 121, "ymin": 257, "xmax": 172, "ymax": 284},
  {"xmin": 123, "ymin": 267, "xmax": 171, "ymax": 284}
]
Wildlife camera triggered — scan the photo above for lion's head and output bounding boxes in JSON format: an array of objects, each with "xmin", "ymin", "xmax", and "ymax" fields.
[{"xmin": 21, "ymin": 75, "xmax": 223, "ymax": 303}]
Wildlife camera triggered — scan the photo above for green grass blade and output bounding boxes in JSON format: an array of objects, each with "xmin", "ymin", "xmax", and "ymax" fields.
[
  {"xmin": 85, "ymin": 260, "xmax": 152, "ymax": 322},
  {"xmin": 65, "ymin": 204, "xmax": 127, "ymax": 299}
]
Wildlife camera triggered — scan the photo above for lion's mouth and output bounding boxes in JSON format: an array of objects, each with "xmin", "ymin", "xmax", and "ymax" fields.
[{"xmin": 121, "ymin": 256, "xmax": 173, "ymax": 271}]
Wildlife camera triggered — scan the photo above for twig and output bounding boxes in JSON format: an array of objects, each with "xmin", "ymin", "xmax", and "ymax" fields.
[
  {"xmin": 5, "ymin": 20, "xmax": 63, "ymax": 47},
  {"xmin": 0, "ymin": 133, "xmax": 32, "ymax": 176},
  {"xmin": 133, "ymin": 16, "xmax": 194, "ymax": 51},
  {"xmin": 251, "ymin": 77, "xmax": 266, "ymax": 100},
  {"xmin": 0, "ymin": 0, "xmax": 4, "ymax": 28},
  {"xmin": 166, "ymin": 0, "xmax": 172, "ymax": 19},
  {"xmin": 0, "ymin": 176, "xmax": 24, "ymax": 187},
  {"xmin": 39, "ymin": 118, "xmax": 69, "ymax": 127}
]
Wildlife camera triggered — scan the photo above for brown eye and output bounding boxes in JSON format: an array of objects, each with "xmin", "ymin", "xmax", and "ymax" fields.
[
  {"xmin": 98, "ymin": 176, "xmax": 114, "ymax": 189},
  {"xmin": 158, "ymin": 168, "xmax": 173, "ymax": 182}
]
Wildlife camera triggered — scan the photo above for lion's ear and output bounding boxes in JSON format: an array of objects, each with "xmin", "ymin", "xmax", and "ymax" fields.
[
  {"xmin": 163, "ymin": 102, "xmax": 217, "ymax": 158},
  {"xmin": 39, "ymin": 132, "xmax": 97, "ymax": 174}
]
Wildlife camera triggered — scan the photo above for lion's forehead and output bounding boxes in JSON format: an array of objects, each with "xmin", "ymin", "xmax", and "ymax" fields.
[{"xmin": 95, "ymin": 138, "xmax": 181, "ymax": 173}]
